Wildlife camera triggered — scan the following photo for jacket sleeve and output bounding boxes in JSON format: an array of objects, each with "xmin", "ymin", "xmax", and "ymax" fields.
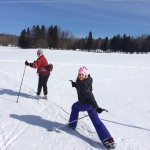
[
  {"xmin": 72, "ymin": 82, "xmax": 77, "ymax": 88},
  {"xmin": 29, "ymin": 63, "xmax": 33, "ymax": 67},
  {"xmin": 29, "ymin": 58, "xmax": 41, "ymax": 68},
  {"xmin": 83, "ymin": 79, "xmax": 98, "ymax": 109}
]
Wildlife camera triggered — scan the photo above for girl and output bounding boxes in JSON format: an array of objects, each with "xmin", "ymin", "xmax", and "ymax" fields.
[{"xmin": 69, "ymin": 66, "xmax": 116, "ymax": 149}]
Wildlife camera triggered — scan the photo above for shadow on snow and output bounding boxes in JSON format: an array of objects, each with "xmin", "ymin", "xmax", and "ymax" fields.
[
  {"xmin": 0, "ymin": 88, "xmax": 32, "ymax": 100},
  {"xmin": 10, "ymin": 114, "xmax": 105, "ymax": 149}
]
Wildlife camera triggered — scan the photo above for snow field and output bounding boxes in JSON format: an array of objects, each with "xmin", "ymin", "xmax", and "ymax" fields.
[{"xmin": 0, "ymin": 46, "xmax": 150, "ymax": 150}]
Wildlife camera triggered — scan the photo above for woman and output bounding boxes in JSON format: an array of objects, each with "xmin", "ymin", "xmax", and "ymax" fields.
[
  {"xmin": 69, "ymin": 66, "xmax": 116, "ymax": 149},
  {"xmin": 25, "ymin": 49, "xmax": 51, "ymax": 100}
]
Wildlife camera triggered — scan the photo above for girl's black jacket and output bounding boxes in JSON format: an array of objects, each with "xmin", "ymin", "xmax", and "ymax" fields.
[{"xmin": 72, "ymin": 75, "xmax": 98, "ymax": 109}]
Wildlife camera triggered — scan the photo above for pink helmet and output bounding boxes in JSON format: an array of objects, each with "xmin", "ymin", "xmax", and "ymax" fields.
[{"xmin": 78, "ymin": 66, "xmax": 88, "ymax": 76}]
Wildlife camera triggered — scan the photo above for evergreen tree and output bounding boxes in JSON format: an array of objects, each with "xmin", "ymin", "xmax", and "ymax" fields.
[
  {"xmin": 121, "ymin": 34, "xmax": 130, "ymax": 52},
  {"xmin": 26, "ymin": 28, "xmax": 34, "ymax": 48},
  {"xmin": 38, "ymin": 25, "xmax": 47, "ymax": 48},
  {"xmin": 47, "ymin": 25, "xmax": 53, "ymax": 48},
  {"xmin": 18, "ymin": 29, "xmax": 28, "ymax": 48},
  {"xmin": 145, "ymin": 36, "xmax": 150, "ymax": 53},
  {"xmin": 109, "ymin": 36, "xmax": 115, "ymax": 51},
  {"xmin": 30, "ymin": 25, "xmax": 36, "ymax": 47},
  {"xmin": 102, "ymin": 37, "xmax": 109, "ymax": 51},
  {"xmin": 41, "ymin": 25, "xmax": 47, "ymax": 40},
  {"xmin": 17, "ymin": 24, "xmax": 150, "ymax": 53},
  {"xmin": 51, "ymin": 25, "xmax": 58, "ymax": 48},
  {"xmin": 34, "ymin": 25, "xmax": 41, "ymax": 48},
  {"xmin": 93, "ymin": 38, "xmax": 102, "ymax": 51},
  {"xmin": 86, "ymin": 31, "xmax": 93, "ymax": 51},
  {"xmin": 110, "ymin": 35, "xmax": 121, "ymax": 52}
]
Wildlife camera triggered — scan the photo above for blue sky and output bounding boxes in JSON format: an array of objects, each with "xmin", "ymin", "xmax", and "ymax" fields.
[{"xmin": 0, "ymin": 0, "xmax": 150, "ymax": 38}]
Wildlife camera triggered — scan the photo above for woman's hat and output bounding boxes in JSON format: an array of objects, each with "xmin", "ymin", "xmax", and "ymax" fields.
[
  {"xmin": 78, "ymin": 66, "xmax": 88, "ymax": 76},
  {"xmin": 37, "ymin": 49, "xmax": 43, "ymax": 54}
]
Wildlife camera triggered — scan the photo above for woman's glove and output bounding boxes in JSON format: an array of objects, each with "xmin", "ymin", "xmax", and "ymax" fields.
[
  {"xmin": 25, "ymin": 60, "xmax": 29, "ymax": 66},
  {"xmin": 96, "ymin": 107, "xmax": 108, "ymax": 114},
  {"xmin": 69, "ymin": 80, "xmax": 76, "ymax": 87}
]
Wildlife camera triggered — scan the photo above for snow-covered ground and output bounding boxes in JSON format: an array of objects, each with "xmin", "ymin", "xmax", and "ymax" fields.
[{"xmin": 0, "ymin": 46, "xmax": 150, "ymax": 150}]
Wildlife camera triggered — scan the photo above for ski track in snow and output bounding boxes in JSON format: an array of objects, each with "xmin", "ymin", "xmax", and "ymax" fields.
[
  {"xmin": 0, "ymin": 47, "xmax": 150, "ymax": 150},
  {"xmin": 0, "ymin": 81, "xmax": 148, "ymax": 150},
  {"xmin": 0, "ymin": 85, "xmax": 101, "ymax": 150},
  {"xmin": 28, "ymin": 91, "xmax": 129, "ymax": 150},
  {"xmin": 1, "ymin": 59, "xmax": 150, "ymax": 71},
  {"xmin": 0, "ymin": 84, "xmax": 146, "ymax": 150},
  {"xmin": 28, "ymin": 91, "xmax": 102, "ymax": 150}
]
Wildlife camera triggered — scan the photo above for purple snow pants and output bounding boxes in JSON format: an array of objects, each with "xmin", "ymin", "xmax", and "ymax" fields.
[{"xmin": 69, "ymin": 101, "xmax": 112, "ymax": 142}]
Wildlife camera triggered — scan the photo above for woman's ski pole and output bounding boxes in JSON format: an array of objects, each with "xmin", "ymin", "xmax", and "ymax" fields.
[{"xmin": 16, "ymin": 65, "xmax": 26, "ymax": 103}]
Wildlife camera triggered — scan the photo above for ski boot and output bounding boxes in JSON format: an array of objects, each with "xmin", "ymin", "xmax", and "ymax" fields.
[
  {"xmin": 102, "ymin": 138, "xmax": 116, "ymax": 149},
  {"xmin": 43, "ymin": 95, "xmax": 48, "ymax": 100},
  {"xmin": 68, "ymin": 125, "xmax": 76, "ymax": 130},
  {"xmin": 35, "ymin": 95, "xmax": 40, "ymax": 100}
]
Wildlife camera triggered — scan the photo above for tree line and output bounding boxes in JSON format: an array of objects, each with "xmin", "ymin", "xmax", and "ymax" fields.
[
  {"xmin": 18, "ymin": 25, "xmax": 74, "ymax": 50},
  {"xmin": 1, "ymin": 24, "xmax": 150, "ymax": 53},
  {"xmin": 0, "ymin": 34, "xmax": 18, "ymax": 46}
]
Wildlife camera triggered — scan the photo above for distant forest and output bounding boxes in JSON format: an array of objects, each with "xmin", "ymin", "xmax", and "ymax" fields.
[{"xmin": 1, "ymin": 24, "xmax": 150, "ymax": 53}]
